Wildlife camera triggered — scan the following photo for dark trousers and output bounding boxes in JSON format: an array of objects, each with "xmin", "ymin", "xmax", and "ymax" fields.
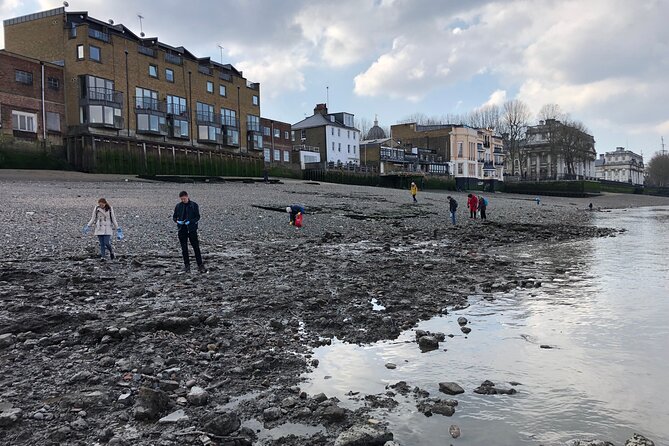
[
  {"xmin": 178, "ymin": 229, "xmax": 203, "ymax": 267},
  {"xmin": 98, "ymin": 235, "xmax": 113, "ymax": 258},
  {"xmin": 480, "ymin": 207, "xmax": 487, "ymax": 220},
  {"xmin": 470, "ymin": 209, "xmax": 477, "ymax": 219}
]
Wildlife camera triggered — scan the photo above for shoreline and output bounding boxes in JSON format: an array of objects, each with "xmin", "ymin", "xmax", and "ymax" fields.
[{"xmin": 0, "ymin": 173, "xmax": 662, "ymax": 445}]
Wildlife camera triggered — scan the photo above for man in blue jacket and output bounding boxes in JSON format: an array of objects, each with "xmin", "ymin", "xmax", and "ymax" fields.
[{"xmin": 173, "ymin": 191, "xmax": 205, "ymax": 273}]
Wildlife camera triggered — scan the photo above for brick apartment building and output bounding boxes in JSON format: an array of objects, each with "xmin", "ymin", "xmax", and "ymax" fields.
[
  {"xmin": 260, "ymin": 117, "xmax": 292, "ymax": 164},
  {"xmin": 3, "ymin": 7, "xmax": 262, "ymax": 154},
  {"xmin": 0, "ymin": 50, "xmax": 65, "ymax": 144}
]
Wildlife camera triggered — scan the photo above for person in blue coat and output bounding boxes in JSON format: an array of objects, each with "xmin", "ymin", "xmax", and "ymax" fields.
[{"xmin": 173, "ymin": 191, "xmax": 205, "ymax": 273}]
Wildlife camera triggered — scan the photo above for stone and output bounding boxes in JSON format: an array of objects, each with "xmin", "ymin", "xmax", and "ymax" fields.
[
  {"xmin": 0, "ymin": 333, "xmax": 16, "ymax": 349},
  {"xmin": 187, "ymin": 386, "xmax": 209, "ymax": 406},
  {"xmin": 281, "ymin": 397, "xmax": 298, "ymax": 408},
  {"xmin": 158, "ymin": 409, "xmax": 189, "ymax": 424},
  {"xmin": 313, "ymin": 393, "xmax": 328, "ymax": 403},
  {"xmin": 418, "ymin": 336, "xmax": 439, "ymax": 351},
  {"xmin": 334, "ymin": 425, "xmax": 394, "ymax": 446},
  {"xmin": 461, "ymin": 326, "xmax": 472, "ymax": 334},
  {"xmin": 457, "ymin": 317, "xmax": 468, "ymax": 326},
  {"xmin": 431, "ymin": 402, "xmax": 456, "ymax": 416},
  {"xmin": 204, "ymin": 412, "xmax": 241, "ymax": 436},
  {"xmin": 416, "ymin": 398, "xmax": 457, "ymax": 417},
  {"xmin": 625, "ymin": 434, "xmax": 655, "ymax": 446},
  {"xmin": 473, "ymin": 380, "xmax": 517, "ymax": 395},
  {"xmin": 263, "ymin": 407, "xmax": 282, "ymax": 421},
  {"xmin": 70, "ymin": 417, "xmax": 88, "ymax": 430},
  {"xmin": 0, "ymin": 407, "xmax": 22, "ymax": 427},
  {"xmin": 134, "ymin": 387, "xmax": 169, "ymax": 420},
  {"xmin": 449, "ymin": 425, "xmax": 461, "ymax": 439},
  {"xmin": 439, "ymin": 382, "xmax": 465, "ymax": 395},
  {"xmin": 384, "ymin": 442, "xmax": 401, "ymax": 446},
  {"xmin": 385, "ymin": 363, "xmax": 397, "ymax": 370},
  {"xmin": 322, "ymin": 405, "xmax": 347, "ymax": 421},
  {"xmin": 159, "ymin": 380, "xmax": 180, "ymax": 392}
]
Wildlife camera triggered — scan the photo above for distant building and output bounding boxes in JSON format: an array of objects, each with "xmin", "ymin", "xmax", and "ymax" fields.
[
  {"xmin": 595, "ymin": 147, "xmax": 644, "ymax": 185},
  {"xmin": 292, "ymin": 104, "xmax": 360, "ymax": 167},
  {"xmin": 0, "ymin": 50, "xmax": 65, "ymax": 145},
  {"xmin": 519, "ymin": 119, "xmax": 596, "ymax": 180},
  {"xmin": 260, "ymin": 117, "xmax": 292, "ymax": 165}
]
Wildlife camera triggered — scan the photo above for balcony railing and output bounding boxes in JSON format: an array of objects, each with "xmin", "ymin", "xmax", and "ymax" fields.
[
  {"xmin": 88, "ymin": 28, "xmax": 110, "ymax": 42},
  {"xmin": 134, "ymin": 97, "xmax": 167, "ymax": 114},
  {"xmin": 220, "ymin": 72, "xmax": 232, "ymax": 82},
  {"xmin": 165, "ymin": 53, "xmax": 183, "ymax": 65},
  {"xmin": 483, "ymin": 161, "xmax": 495, "ymax": 170},
  {"xmin": 198, "ymin": 65, "xmax": 213, "ymax": 76},
  {"xmin": 247, "ymin": 121, "xmax": 261, "ymax": 132},
  {"xmin": 221, "ymin": 116, "xmax": 239, "ymax": 128},
  {"xmin": 82, "ymin": 87, "xmax": 123, "ymax": 105},
  {"xmin": 138, "ymin": 45, "xmax": 157, "ymax": 58},
  {"xmin": 293, "ymin": 144, "xmax": 320, "ymax": 153},
  {"xmin": 167, "ymin": 104, "xmax": 189, "ymax": 118},
  {"xmin": 196, "ymin": 111, "xmax": 220, "ymax": 125}
]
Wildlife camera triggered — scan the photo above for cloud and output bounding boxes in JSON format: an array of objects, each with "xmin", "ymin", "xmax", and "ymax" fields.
[{"xmin": 481, "ymin": 89, "xmax": 507, "ymax": 108}]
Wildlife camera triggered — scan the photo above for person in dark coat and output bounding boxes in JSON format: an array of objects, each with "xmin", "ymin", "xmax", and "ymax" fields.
[
  {"xmin": 478, "ymin": 195, "xmax": 487, "ymax": 220},
  {"xmin": 173, "ymin": 191, "xmax": 205, "ymax": 273},
  {"xmin": 447, "ymin": 196, "xmax": 458, "ymax": 225},
  {"xmin": 286, "ymin": 204, "xmax": 305, "ymax": 226}
]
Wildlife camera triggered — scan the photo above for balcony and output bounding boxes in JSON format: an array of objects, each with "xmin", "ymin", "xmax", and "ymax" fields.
[
  {"xmin": 293, "ymin": 144, "xmax": 319, "ymax": 153},
  {"xmin": 165, "ymin": 53, "xmax": 183, "ymax": 65},
  {"xmin": 138, "ymin": 45, "xmax": 157, "ymax": 58},
  {"xmin": 88, "ymin": 28, "xmax": 110, "ymax": 42},
  {"xmin": 493, "ymin": 147, "xmax": 504, "ymax": 154},
  {"xmin": 221, "ymin": 116, "xmax": 239, "ymax": 128},
  {"xmin": 196, "ymin": 111, "xmax": 220, "ymax": 125},
  {"xmin": 81, "ymin": 87, "xmax": 123, "ymax": 106},
  {"xmin": 483, "ymin": 161, "xmax": 495, "ymax": 171},
  {"xmin": 220, "ymin": 72, "xmax": 232, "ymax": 82},
  {"xmin": 167, "ymin": 104, "xmax": 189, "ymax": 119},
  {"xmin": 134, "ymin": 97, "xmax": 166, "ymax": 114},
  {"xmin": 198, "ymin": 65, "xmax": 213, "ymax": 76}
]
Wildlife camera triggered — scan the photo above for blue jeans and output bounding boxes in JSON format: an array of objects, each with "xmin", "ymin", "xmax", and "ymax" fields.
[
  {"xmin": 450, "ymin": 212, "xmax": 456, "ymax": 225},
  {"xmin": 98, "ymin": 235, "xmax": 113, "ymax": 258}
]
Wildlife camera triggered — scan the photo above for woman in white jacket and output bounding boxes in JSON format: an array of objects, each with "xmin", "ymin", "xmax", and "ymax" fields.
[{"xmin": 86, "ymin": 198, "xmax": 119, "ymax": 260}]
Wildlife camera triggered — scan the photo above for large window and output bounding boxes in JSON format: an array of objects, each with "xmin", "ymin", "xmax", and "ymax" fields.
[
  {"xmin": 221, "ymin": 108, "xmax": 237, "ymax": 127},
  {"xmin": 80, "ymin": 75, "xmax": 122, "ymax": 128},
  {"xmin": 12, "ymin": 111, "xmax": 37, "ymax": 132},
  {"xmin": 89, "ymin": 45, "xmax": 101, "ymax": 62},
  {"xmin": 46, "ymin": 112, "xmax": 61, "ymax": 132},
  {"xmin": 247, "ymin": 114, "xmax": 260, "ymax": 132},
  {"xmin": 15, "ymin": 70, "xmax": 33, "ymax": 85},
  {"xmin": 283, "ymin": 150, "xmax": 290, "ymax": 163},
  {"xmin": 225, "ymin": 129, "xmax": 240, "ymax": 146},
  {"xmin": 251, "ymin": 134, "xmax": 263, "ymax": 149},
  {"xmin": 263, "ymin": 126, "xmax": 271, "ymax": 137},
  {"xmin": 135, "ymin": 87, "xmax": 158, "ymax": 110},
  {"xmin": 196, "ymin": 102, "xmax": 215, "ymax": 122},
  {"xmin": 167, "ymin": 95, "xmax": 187, "ymax": 116},
  {"xmin": 171, "ymin": 119, "xmax": 189, "ymax": 138},
  {"xmin": 457, "ymin": 142, "xmax": 463, "ymax": 158}
]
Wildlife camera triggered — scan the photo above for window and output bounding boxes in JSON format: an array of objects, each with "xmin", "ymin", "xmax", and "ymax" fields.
[
  {"xmin": 251, "ymin": 134, "xmax": 263, "ymax": 149},
  {"xmin": 219, "ymin": 85, "xmax": 226, "ymax": 96},
  {"xmin": 338, "ymin": 143, "xmax": 341, "ymax": 152},
  {"xmin": 353, "ymin": 146, "xmax": 357, "ymax": 154},
  {"xmin": 252, "ymin": 95, "xmax": 259, "ymax": 106},
  {"xmin": 89, "ymin": 45, "xmax": 101, "ymax": 62},
  {"xmin": 274, "ymin": 128, "xmax": 281, "ymax": 138},
  {"xmin": 458, "ymin": 163, "xmax": 463, "ymax": 175},
  {"xmin": 332, "ymin": 142, "xmax": 335, "ymax": 151},
  {"xmin": 274, "ymin": 149, "xmax": 280, "ymax": 161},
  {"xmin": 15, "ymin": 70, "xmax": 33, "ymax": 85},
  {"xmin": 12, "ymin": 111, "xmax": 37, "ymax": 132},
  {"xmin": 46, "ymin": 112, "xmax": 61, "ymax": 132},
  {"xmin": 167, "ymin": 95, "xmax": 187, "ymax": 116},
  {"xmin": 285, "ymin": 131, "xmax": 290, "ymax": 140},
  {"xmin": 291, "ymin": 131, "xmax": 296, "ymax": 142},
  {"xmin": 348, "ymin": 144, "xmax": 351, "ymax": 153},
  {"xmin": 348, "ymin": 130, "xmax": 350, "ymax": 138},
  {"xmin": 77, "ymin": 44, "xmax": 84, "ymax": 60},
  {"xmin": 137, "ymin": 114, "xmax": 166, "ymax": 134},
  {"xmin": 196, "ymin": 102, "xmax": 215, "ymax": 122},
  {"xmin": 457, "ymin": 142, "xmax": 463, "ymax": 158},
  {"xmin": 263, "ymin": 126, "xmax": 271, "ymax": 137},
  {"xmin": 338, "ymin": 129, "xmax": 341, "ymax": 137},
  {"xmin": 331, "ymin": 127, "xmax": 334, "ymax": 135},
  {"xmin": 264, "ymin": 148, "xmax": 271, "ymax": 161},
  {"xmin": 171, "ymin": 119, "xmax": 189, "ymax": 138},
  {"xmin": 225, "ymin": 128, "xmax": 240, "ymax": 146},
  {"xmin": 47, "ymin": 77, "xmax": 60, "ymax": 90},
  {"xmin": 149, "ymin": 65, "xmax": 158, "ymax": 78},
  {"xmin": 135, "ymin": 87, "xmax": 158, "ymax": 110},
  {"xmin": 353, "ymin": 133, "xmax": 356, "ymax": 140},
  {"xmin": 80, "ymin": 105, "xmax": 121, "ymax": 127},
  {"xmin": 206, "ymin": 81, "xmax": 214, "ymax": 93},
  {"xmin": 283, "ymin": 150, "xmax": 290, "ymax": 163},
  {"xmin": 247, "ymin": 115, "xmax": 260, "ymax": 132},
  {"xmin": 221, "ymin": 108, "xmax": 237, "ymax": 127},
  {"xmin": 165, "ymin": 68, "xmax": 174, "ymax": 83}
]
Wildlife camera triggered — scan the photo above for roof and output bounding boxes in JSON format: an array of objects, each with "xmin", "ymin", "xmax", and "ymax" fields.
[
  {"xmin": 360, "ymin": 137, "xmax": 392, "ymax": 145},
  {"xmin": 293, "ymin": 113, "xmax": 359, "ymax": 131}
]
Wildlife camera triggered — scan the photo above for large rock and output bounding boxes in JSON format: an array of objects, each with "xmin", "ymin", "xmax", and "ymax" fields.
[
  {"xmin": 473, "ymin": 380, "xmax": 516, "ymax": 395},
  {"xmin": 0, "ymin": 333, "xmax": 16, "ymax": 349},
  {"xmin": 134, "ymin": 387, "xmax": 169, "ymax": 420},
  {"xmin": 418, "ymin": 336, "xmax": 439, "ymax": 351},
  {"xmin": 204, "ymin": 412, "xmax": 241, "ymax": 436},
  {"xmin": 457, "ymin": 317, "xmax": 468, "ymax": 326},
  {"xmin": 0, "ymin": 407, "xmax": 22, "ymax": 427},
  {"xmin": 416, "ymin": 398, "xmax": 458, "ymax": 417},
  {"xmin": 625, "ymin": 434, "xmax": 655, "ymax": 446},
  {"xmin": 187, "ymin": 386, "xmax": 209, "ymax": 406},
  {"xmin": 334, "ymin": 425, "xmax": 394, "ymax": 446},
  {"xmin": 158, "ymin": 409, "xmax": 189, "ymax": 424},
  {"xmin": 263, "ymin": 407, "xmax": 282, "ymax": 422},
  {"xmin": 439, "ymin": 382, "xmax": 465, "ymax": 395}
]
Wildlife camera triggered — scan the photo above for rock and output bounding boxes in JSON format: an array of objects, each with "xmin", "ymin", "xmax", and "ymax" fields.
[
  {"xmin": 567, "ymin": 441, "xmax": 614, "ymax": 446},
  {"xmin": 322, "ymin": 405, "xmax": 347, "ymax": 421},
  {"xmin": 625, "ymin": 434, "xmax": 655, "ymax": 446},
  {"xmin": 0, "ymin": 333, "xmax": 16, "ymax": 349},
  {"xmin": 414, "ymin": 329, "xmax": 428, "ymax": 339},
  {"xmin": 313, "ymin": 393, "xmax": 328, "ymax": 403},
  {"xmin": 263, "ymin": 407, "xmax": 282, "ymax": 421},
  {"xmin": 473, "ymin": 380, "xmax": 517, "ymax": 395},
  {"xmin": 418, "ymin": 336, "xmax": 439, "ymax": 351},
  {"xmin": 461, "ymin": 326, "xmax": 472, "ymax": 334},
  {"xmin": 204, "ymin": 412, "xmax": 241, "ymax": 436},
  {"xmin": 439, "ymin": 382, "xmax": 465, "ymax": 395},
  {"xmin": 0, "ymin": 407, "xmax": 22, "ymax": 426},
  {"xmin": 457, "ymin": 317, "xmax": 468, "ymax": 326},
  {"xmin": 540, "ymin": 344, "xmax": 554, "ymax": 349},
  {"xmin": 384, "ymin": 442, "xmax": 401, "ymax": 446},
  {"xmin": 281, "ymin": 397, "xmax": 298, "ymax": 408},
  {"xmin": 159, "ymin": 380, "xmax": 180, "ymax": 392},
  {"xmin": 449, "ymin": 424, "xmax": 461, "ymax": 439},
  {"xmin": 159, "ymin": 409, "xmax": 189, "ymax": 424},
  {"xmin": 416, "ymin": 398, "xmax": 457, "ymax": 417},
  {"xmin": 70, "ymin": 417, "xmax": 88, "ymax": 430},
  {"xmin": 385, "ymin": 363, "xmax": 397, "ymax": 370},
  {"xmin": 187, "ymin": 386, "xmax": 209, "ymax": 406},
  {"xmin": 431, "ymin": 402, "xmax": 456, "ymax": 416},
  {"xmin": 334, "ymin": 425, "xmax": 394, "ymax": 446},
  {"xmin": 134, "ymin": 387, "xmax": 169, "ymax": 420},
  {"xmin": 311, "ymin": 359, "xmax": 320, "ymax": 367}
]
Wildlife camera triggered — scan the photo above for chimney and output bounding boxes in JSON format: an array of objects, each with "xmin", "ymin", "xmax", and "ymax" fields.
[{"xmin": 314, "ymin": 103, "xmax": 328, "ymax": 116}]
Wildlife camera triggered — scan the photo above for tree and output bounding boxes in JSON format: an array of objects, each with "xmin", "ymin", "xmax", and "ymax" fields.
[
  {"xmin": 355, "ymin": 117, "xmax": 372, "ymax": 139},
  {"xmin": 556, "ymin": 119, "xmax": 592, "ymax": 178},
  {"xmin": 537, "ymin": 103, "xmax": 565, "ymax": 122},
  {"xmin": 500, "ymin": 99, "xmax": 531, "ymax": 177},
  {"xmin": 646, "ymin": 153, "xmax": 669, "ymax": 187},
  {"xmin": 467, "ymin": 104, "xmax": 501, "ymax": 130}
]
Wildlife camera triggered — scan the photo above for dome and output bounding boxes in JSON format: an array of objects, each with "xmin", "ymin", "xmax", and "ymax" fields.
[{"xmin": 366, "ymin": 117, "xmax": 386, "ymax": 140}]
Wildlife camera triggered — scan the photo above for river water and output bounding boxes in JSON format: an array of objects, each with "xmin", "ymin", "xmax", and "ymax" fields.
[{"xmin": 302, "ymin": 206, "xmax": 669, "ymax": 445}]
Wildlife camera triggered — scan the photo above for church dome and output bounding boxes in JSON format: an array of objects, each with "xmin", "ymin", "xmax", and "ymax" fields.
[{"xmin": 366, "ymin": 117, "xmax": 386, "ymax": 140}]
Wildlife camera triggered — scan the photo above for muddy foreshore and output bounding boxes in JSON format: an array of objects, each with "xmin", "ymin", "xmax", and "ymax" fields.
[{"xmin": 0, "ymin": 173, "xmax": 664, "ymax": 446}]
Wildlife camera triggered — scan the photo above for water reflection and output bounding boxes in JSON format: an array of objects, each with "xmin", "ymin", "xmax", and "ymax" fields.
[{"xmin": 302, "ymin": 207, "xmax": 669, "ymax": 445}]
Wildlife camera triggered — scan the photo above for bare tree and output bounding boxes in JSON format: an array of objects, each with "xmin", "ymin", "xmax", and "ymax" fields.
[
  {"xmin": 500, "ymin": 99, "xmax": 531, "ymax": 177},
  {"xmin": 355, "ymin": 117, "xmax": 372, "ymax": 139},
  {"xmin": 468, "ymin": 104, "xmax": 501, "ymax": 130},
  {"xmin": 537, "ymin": 103, "xmax": 565, "ymax": 122},
  {"xmin": 646, "ymin": 152, "xmax": 669, "ymax": 187}
]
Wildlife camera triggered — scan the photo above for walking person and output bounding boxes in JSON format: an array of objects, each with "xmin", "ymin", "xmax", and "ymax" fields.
[
  {"xmin": 85, "ymin": 198, "xmax": 119, "ymax": 261},
  {"xmin": 478, "ymin": 195, "xmax": 488, "ymax": 220},
  {"xmin": 447, "ymin": 196, "xmax": 458, "ymax": 225},
  {"xmin": 410, "ymin": 182, "xmax": 418, "ymax": 203},
  {"xmin": 173, "ymin": 191, "xmax": 205, "ymax": 273},
  {"xmin": 467, "ymin": 194, "xmax": 479, "ymax": 219}
]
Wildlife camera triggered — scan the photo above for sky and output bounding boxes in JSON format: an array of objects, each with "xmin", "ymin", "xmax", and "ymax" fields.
[{"xmin": 1, "ymin": 0, "xmax": 668, "ymax": 156}]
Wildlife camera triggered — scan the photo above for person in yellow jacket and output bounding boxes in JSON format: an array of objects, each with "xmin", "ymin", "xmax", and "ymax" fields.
[{"xmin": 410, "ymin": 182, "xmax": 418, "ymax": 203}]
